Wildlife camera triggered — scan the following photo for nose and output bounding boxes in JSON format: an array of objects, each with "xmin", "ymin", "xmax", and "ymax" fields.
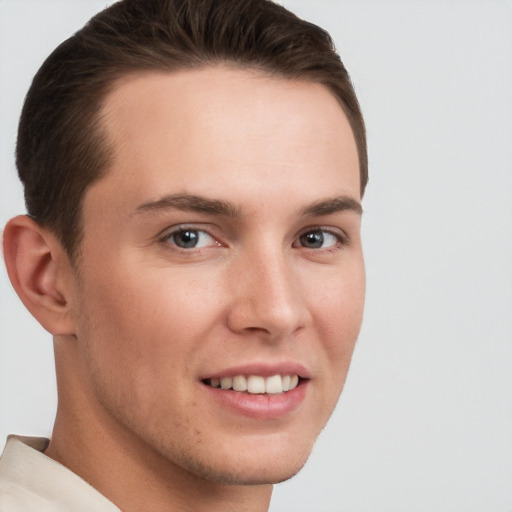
[{"xmin": 226, "ymin": 246, "xmax": 311, "ymax": 341}]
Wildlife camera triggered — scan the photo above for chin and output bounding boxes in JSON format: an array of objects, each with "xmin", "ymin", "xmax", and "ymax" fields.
[
  {"xmin": 180, "ymin": 453, "xmax": 310, "ymax": 486},
  {"xmin": 166, "ymin": 435, "xmax": 315, "ymax": 486}
]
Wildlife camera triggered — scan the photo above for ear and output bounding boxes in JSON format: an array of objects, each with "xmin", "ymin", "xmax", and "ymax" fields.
[{"xmin": 2, "ymin": 215, "xmax": 76, "ymax": 336}]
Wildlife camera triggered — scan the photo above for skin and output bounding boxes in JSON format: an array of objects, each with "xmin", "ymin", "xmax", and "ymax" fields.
[{"xmin": 4, "ymin": 67, "xmax": 365, "ymax": 512}]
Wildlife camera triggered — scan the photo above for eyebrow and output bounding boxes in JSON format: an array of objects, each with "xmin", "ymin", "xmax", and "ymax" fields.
[
  {"xmin": 135, "ymin": 194, "xmax": 240, "ymax": 217},
  {"xmin": 299, "ymin": 196, "xmax": 363, "ymax": 217},
  {"xmin": 134, "ymin": 193, "xmax": 362, "ymax": 218}
]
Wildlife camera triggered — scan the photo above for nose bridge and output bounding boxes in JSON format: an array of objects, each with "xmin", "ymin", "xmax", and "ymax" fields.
[{"xmin": 227, "ymin": 241, "xmax": 309, "ymax": 338}]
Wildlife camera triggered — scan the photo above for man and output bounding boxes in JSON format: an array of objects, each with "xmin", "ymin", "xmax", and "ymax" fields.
[{"xmin": 0, "ymin": 0, "xmax": 367, "ymax": 510}]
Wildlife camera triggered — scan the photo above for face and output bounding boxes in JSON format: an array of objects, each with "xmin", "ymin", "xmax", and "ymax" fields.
[{"xmin": 67, "ymin": 67, "xmax": 365, "ymax": 485}]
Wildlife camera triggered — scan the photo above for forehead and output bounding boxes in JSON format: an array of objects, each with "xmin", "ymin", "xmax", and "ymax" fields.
[{"xmin": 92, "ymin": 66, "xmax": 360, "ymax": 212}]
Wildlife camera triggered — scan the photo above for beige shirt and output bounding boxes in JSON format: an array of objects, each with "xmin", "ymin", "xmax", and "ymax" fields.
[{"xmin": 0, "ymin": 435, "xmax": 120, "ymax": 511}]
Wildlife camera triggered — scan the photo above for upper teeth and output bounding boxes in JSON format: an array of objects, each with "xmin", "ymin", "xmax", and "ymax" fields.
[{"xmin": 208, "ymin": 374, "xmax": 299, "ymax": 394}]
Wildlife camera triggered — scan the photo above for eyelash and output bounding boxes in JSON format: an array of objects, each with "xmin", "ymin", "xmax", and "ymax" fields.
[{"xmin": 159, "ymin": 225, "xmax": 349, "ymax": 252}]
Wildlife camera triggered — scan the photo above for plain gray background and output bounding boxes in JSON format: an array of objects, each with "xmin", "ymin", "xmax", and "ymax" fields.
[{"xmin": 1, "ymin": 1, "xmax": 511, "ymax": 511}]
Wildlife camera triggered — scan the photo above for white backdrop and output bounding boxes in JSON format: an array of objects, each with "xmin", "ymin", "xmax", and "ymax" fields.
[{"xmin": 1, "ymin": 1, "xmax": 511, "ymax": 511}]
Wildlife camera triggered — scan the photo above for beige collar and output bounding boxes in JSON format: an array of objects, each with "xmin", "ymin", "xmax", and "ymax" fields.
[{"xmin": 0, "ymin": 435, "xmax": 120, "ymax": 511}]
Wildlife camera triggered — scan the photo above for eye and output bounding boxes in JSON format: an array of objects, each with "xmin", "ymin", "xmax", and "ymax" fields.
[
  {"xmin": 164, "ymin": 228, "xmax": 218, "ymax": 249},
  {"xmin": 296, "ymin": 229, "xmax": 342, "ymax": 249}
]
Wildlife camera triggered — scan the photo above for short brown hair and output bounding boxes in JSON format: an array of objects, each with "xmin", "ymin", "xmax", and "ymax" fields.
[{"xmin": 16, "ymin": 0, "xmax": 367, "ymax": 260}]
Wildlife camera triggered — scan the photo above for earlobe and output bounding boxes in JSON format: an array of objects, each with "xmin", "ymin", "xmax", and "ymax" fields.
[{"xmin": 2, "ymin": 215, "xmax": 76, "ymax": 335}]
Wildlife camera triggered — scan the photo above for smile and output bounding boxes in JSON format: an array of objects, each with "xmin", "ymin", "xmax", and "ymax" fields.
[{"xmin": 205, "ymin": 374, "xmax": 300, "ymax": 394}]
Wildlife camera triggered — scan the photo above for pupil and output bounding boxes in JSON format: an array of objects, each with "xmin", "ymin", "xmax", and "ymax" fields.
[
  {"xmin": 174, "ymin": 230, "xmax": 198, "ymax": 248},
  {"xmin": 301, "ymin": 231, "xmax": 323, "ymax": 248}
]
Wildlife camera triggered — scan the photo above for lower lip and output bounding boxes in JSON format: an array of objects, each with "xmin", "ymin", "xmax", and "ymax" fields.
[{"xmin": 203, "ymin": 381, "xmax": 308, "ymax": 420}]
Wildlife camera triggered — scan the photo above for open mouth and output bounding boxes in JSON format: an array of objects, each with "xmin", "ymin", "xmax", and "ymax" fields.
[{"xmin": 202, "ymin": 374, "xmax": 301, "ymax": 395}]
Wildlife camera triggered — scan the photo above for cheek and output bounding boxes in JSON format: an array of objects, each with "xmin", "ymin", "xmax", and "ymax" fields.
[
  {"xmin": 313, "ymin": 260, "xmax": 365, "ymax": 332},
  {"xmin": 312, "ymin": 262, "xmax": 365, "ymax": 384},
  {"xmin": 71, "ymin": 271, "xmax": 191, "ymax": 422},
  {"xmin": 73, "ymin": 262, "xmax": 223, "ymax": 373},
  {"xmin": 72, "ymin": 266, "xmax": 166, "ymax": 377}
]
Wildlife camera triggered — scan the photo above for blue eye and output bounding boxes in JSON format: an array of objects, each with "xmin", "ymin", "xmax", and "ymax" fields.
[
  {"xmin": 167, "ymin": 229, "xmax": 216, "ymax": 249},
  {"xmin": 298, "ymin": 230, "xmax": 340, "ymax": 249}
]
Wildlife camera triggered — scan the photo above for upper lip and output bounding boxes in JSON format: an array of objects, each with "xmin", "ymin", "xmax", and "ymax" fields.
[{"xmin": 201, "ymin": 362, "xmax": 311, "ymax": 380}]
